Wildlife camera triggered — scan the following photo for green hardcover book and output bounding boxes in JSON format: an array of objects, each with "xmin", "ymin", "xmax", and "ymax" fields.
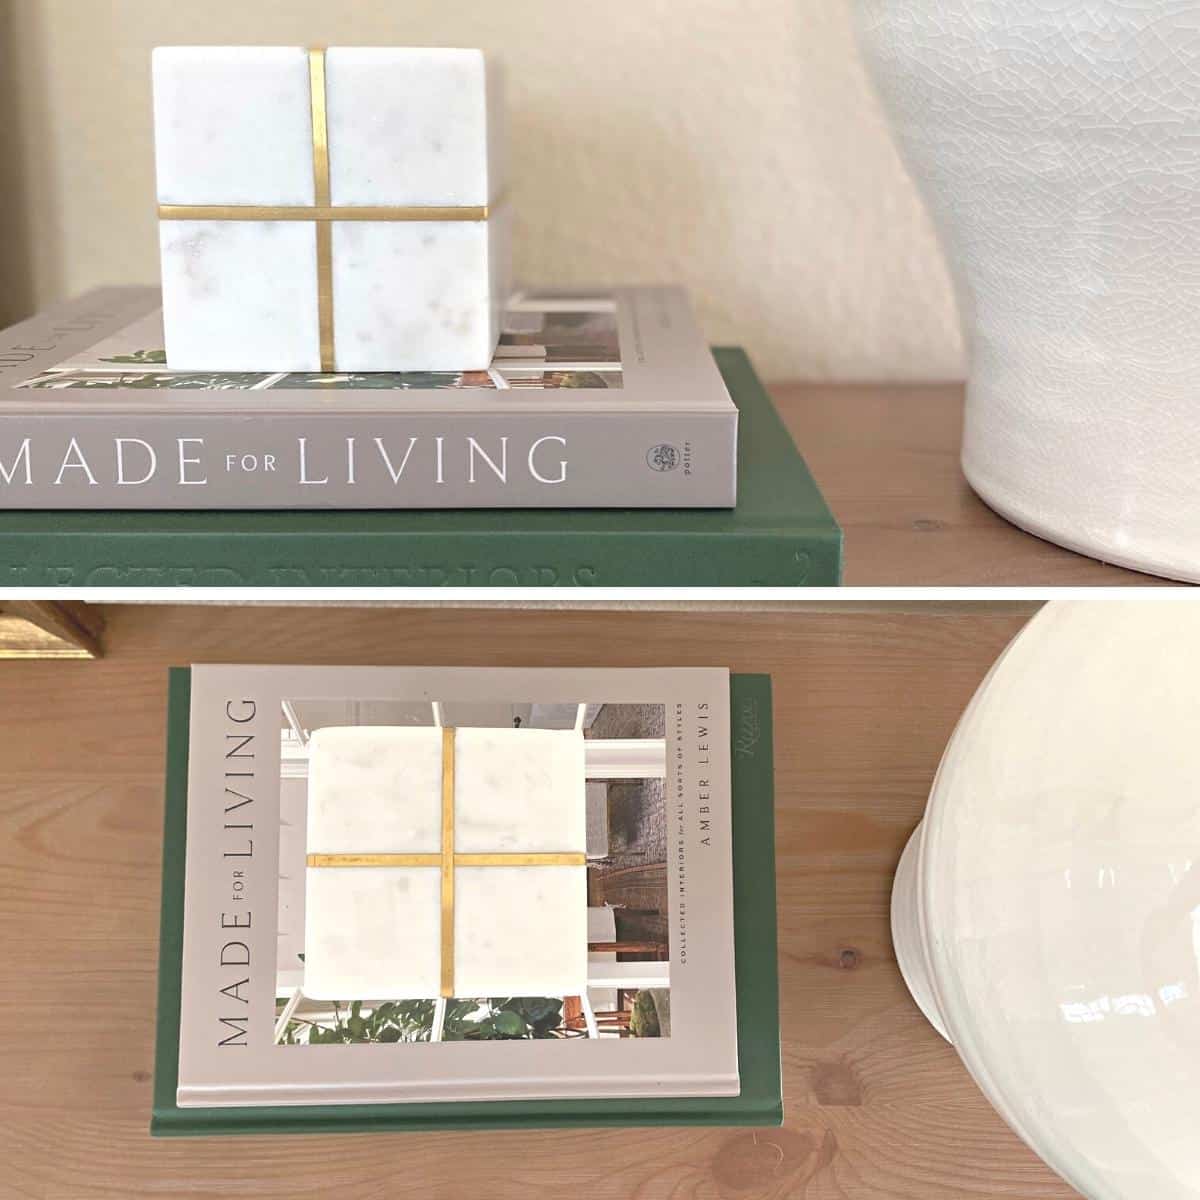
[
  {"xmin": 152, "ymin": 668, "xmax": 781, "ymax": 1134},
  {"xmin": 0, "ymin": 348, "xmax": 841, "ymax": 587}
]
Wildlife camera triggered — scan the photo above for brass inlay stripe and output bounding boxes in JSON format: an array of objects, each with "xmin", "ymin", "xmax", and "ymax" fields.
[
  {"xmin": 440, "ymin": 726, "xmax": 456, "ymax": 998},
  {"xmin": 308, "ymin": 49, "xmax": 331, "ymax": 208},
  {"xmin": 453, "ymin": 852, "xmax": 586, "ymax": 867},
  {"xmin": 314, "ymin": 219, "xmax": 334, "ymax": 372},
  {"xmin": 305, "ymin": 851, "xmax": 584, "ymax": 868},
  {"xmin": 158, "ymin": 203, "xmax": 494, "ymax": 222},
  {"xmin": 307, "ymin": 48, "xmax": 335, "ymax": 372},
  {"xmin": 306, "ymin": 853, "xmax": 442, "ymax": 868}
]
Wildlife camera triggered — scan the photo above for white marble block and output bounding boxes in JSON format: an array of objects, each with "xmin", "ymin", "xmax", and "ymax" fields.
[
  {"xmin": 152, "ymin": 46, "xmax": 509, "ymax": 372},
  {"xmin": 303, "ymin": 726, "xmax": 587, "ymax": 1001}
]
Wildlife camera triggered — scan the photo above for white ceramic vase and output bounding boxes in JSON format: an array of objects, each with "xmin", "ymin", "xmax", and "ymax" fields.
[
  {"xmin": 854, "ymin": 2, "xmax": 1200, "ymax": 582},
  {"xmin": 892, "ymin": 601, "xmax": 1200, "ymax": 1199}
]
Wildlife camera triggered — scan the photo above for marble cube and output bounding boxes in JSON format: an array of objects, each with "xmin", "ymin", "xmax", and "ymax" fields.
[
  {"xmin": 152, "ymin": 46, "xmax": 509, "ymax": 372},
  {"xmin": 303, "ymin": 726, "xmax": 587, "ymax": 1001}
]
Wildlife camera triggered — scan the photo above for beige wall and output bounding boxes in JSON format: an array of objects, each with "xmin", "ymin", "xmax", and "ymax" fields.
[{"xmin": 0, "ymin": 0, "xmax": 963, "ymax": 381}]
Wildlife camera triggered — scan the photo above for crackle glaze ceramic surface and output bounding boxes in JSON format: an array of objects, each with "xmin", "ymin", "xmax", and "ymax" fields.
[
  {"xmin": 894, "ymin": 602, "xmax": 1200, "ymax": 1199},
  {"xmin": 854, "ymin": 2, "xmax": 1200, "ymax": 582}
]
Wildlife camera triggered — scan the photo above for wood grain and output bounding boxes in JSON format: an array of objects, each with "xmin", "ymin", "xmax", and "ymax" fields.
[
  {"xmin": 0, "ymin": 601, "xmax": 1080, "ymax": 1200},
  {"xmin": 772, "ymin": 381, "xmax": 1178, "ymax": 586}
]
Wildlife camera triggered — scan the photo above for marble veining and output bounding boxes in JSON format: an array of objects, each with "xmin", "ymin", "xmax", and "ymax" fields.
[
  {"xmin": 152, "ymin": 46, "xmax": 316, "ymax": 207},
  {"xmin": 330, "ymin": 209, "xmax": 507, "ymax": 372},
  {"xmin": 158, "ymin": 218, "xmax": 321, "ymax": 372},
  {"xmin": 325, "ymin": 48, "xmax": 497, "ymax": 206}
]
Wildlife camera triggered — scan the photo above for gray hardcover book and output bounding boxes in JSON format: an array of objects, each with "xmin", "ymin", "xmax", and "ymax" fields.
[
  {"xmin": 0, "ymin": 287, "xmax": 737, "ymax": 509},
  {"xmin": 172, "ymin": 664, "xmax": 738, "ymax": 1108}
]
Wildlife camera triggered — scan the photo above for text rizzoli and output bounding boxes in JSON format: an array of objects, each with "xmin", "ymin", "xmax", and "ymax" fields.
[
  {"xmin": 217, "ymin": 698, "xmax": 258, "ymax": 1049},
  {"xmin": 0, "ymin": 434, "xmax": 571, "ymax": 487}
]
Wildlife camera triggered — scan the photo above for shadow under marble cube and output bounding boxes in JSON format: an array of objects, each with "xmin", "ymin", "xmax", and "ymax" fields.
[
  {"xmin": 153, "ymin": 46, "xmax": 509, "ymax": 373},
  {"xmin": 302, "ymin": 726, "xmax": 587, "ymax": 1002}
]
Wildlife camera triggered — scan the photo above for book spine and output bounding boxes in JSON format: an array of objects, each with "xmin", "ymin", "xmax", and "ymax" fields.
[
  {"xmin": 153, "ymin": 669, "xmax": 192, "ymax": 1136},
  {"xmin": 0, "ymin": 410, "xmax": 736, "ymax": 509},
  {"xmin": 0, "ymin": 525, "xmax": 840, "ymax": 587}
]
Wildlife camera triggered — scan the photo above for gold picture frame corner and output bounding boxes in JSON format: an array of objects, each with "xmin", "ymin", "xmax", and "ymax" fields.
[{"xmin": 0, "ymin": 601, "xmax": 104, "ymax": 659}]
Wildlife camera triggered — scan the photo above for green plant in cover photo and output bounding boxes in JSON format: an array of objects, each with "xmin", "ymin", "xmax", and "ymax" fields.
[{"xmin": 278, "ymin": 997, "xmax": 568, "ymax": 1044}]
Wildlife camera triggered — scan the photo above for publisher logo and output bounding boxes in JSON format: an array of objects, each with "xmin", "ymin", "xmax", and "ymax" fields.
[
  {"xmin": 646, "ymin": 444, "xmax": 680, "ymax": 472},
  {"xmin": 733, "ymin": 699, "xmax": 760, "ymax": 758}
]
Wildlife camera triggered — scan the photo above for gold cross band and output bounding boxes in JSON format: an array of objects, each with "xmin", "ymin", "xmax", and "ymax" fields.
[
  {"xmin": 158, "ymin": 49, "xmax": 499, "ymax": 372},
  {"xmin": 306, "ymin": 727, "xmax": 586, "ymax": 998}
]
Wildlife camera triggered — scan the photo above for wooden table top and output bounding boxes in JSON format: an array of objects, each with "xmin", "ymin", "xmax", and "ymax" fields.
[
  {"xmin": 1, "ymin": 600, "xmax": 1081, "ymax": 1199},
  {"xmin": 773, "ymin": 381, "xmax": 1176, "ymax": 587}
]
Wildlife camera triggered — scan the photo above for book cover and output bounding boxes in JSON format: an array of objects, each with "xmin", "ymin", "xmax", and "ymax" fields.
[
  {"xmin": 0, "ymin": 348, "xmax": 841, "ymax": 587},
  {"xmin": 152, "ymin": 669, "xmax": 781, "ymax": 1133},
  {"xmin": 0, "ymin": 287, "xmax": 737, "ymax": 508}
]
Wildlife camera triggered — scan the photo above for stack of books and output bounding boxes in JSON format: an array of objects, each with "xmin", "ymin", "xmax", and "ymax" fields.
[
  {"xmin": 0, "ymin": 285, "xmax": 842, "ymax": 586},
  {"xmin": 153, "ymin": 665, "xmax": 781, "ymax": 1133}
]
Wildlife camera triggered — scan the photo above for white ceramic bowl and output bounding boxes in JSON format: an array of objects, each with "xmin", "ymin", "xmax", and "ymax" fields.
[{"xmin": 893, "ymin": 601, "xmax": 1200, "ymax": 1198}]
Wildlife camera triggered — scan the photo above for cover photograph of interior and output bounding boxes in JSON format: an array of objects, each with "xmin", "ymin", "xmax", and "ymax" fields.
[{"xmin": 1, "ymin": 3, "xmax": 1198, "ymax": 1200}]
